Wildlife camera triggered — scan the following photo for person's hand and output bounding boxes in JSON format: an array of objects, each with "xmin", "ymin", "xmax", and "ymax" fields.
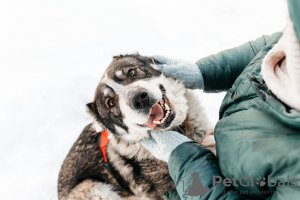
[
  {"xmin": 152, "ymin": 55, "xmax": 204, "ymax": 90},
  {"xmin": 141, "ymin": 130, "xmax": 191, "ymax": 162}
]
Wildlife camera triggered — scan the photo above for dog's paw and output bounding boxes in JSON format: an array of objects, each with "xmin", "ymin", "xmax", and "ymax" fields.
[
  {"xmin": 200, "ymin": 133, "xmax": 216, "ymax": 155},
  {"xmin": 201, "ymin": 133, "xmax": 215, "ymax": 147}
]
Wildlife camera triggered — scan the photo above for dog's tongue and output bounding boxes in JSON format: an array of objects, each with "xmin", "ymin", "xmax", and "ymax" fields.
[{"xmin": 145, "ymin": 104, "xmax": 164, "ymax": 129}]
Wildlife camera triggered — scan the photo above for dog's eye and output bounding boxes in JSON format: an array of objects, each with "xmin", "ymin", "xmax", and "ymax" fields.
[
  {"xmin": 107, "ymin": 98, "xmax": 115, "ymax": 108},
  {"xmin": 128, "ymin": 69, "xmax": 137, "ymax": 77}
]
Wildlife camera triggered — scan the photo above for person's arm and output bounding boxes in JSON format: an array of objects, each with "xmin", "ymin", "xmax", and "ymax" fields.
[
  {"xmin": 197, "ymin": 32, "xmax": 281, "ymax": 92},
  {"xmin": 141, "ymin": 131, "xmax": 250, "ymax": 200},
  {"xmin": 153, "ymin": 32, "xmax": 282, "ymax": 92},
  {"xmin": 168, "ymin": 142, "xmax": 249, "ymax": 200}
]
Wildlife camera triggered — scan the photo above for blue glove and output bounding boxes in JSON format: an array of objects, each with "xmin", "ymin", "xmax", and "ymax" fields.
[
  {"xmin": 141, "ymin": 130, "xmax": 191, "ymax": 163},
  {"xmin": 152, "ymin": 55, "xmax": 204, "ymax": 90}
]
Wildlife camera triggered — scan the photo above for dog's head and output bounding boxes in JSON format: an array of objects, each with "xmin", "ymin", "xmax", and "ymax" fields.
[{"xmin": 87, "ymin": 53, "xmax": 188, "ymax": 142}]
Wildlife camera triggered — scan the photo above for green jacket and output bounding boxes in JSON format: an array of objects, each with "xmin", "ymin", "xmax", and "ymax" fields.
[{"xmin": 164, "ymin": 32, "xmax": 300, "ymax": 200}]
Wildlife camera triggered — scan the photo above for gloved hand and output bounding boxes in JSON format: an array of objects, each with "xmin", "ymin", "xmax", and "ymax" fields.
[
  {"xmin": 152, "ymin": 55, "xmax": 204, "ymax": 90},
  {"xmin": 141, "ymin": 130, "xmax": 191, "ymax": 162}
]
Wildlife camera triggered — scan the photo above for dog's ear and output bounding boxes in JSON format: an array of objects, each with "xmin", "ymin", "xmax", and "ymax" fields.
[
  {"xmin": 86, "ymin": 102, "xmax": 105, "ymax": 133},
  {"xmin": 86, "ymin": 102, "xmax": 96, "ymax": 116},
  {"xmin": 112, "ymin": 52, "xmax": 140, "ymax": 61},
  {"xmin": 152, "ymin": 58, "xmax": 160, "ymax": 65},
  {"xmin": 113, "ymin": 55, "xmax": 124, "ymax": 61}
]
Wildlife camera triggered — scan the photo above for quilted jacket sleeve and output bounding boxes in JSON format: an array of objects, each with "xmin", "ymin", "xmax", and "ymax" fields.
[
  {"xmin": 196, "ymin": 32, "xmax": 281, "ymax": 93},
  {"xmin": 288, "ymin": 0, "xmax": 300, "ymax": 45},
  {"xmin": 167, "ymin": 142, "xmax": 251, "ymax": 200}
]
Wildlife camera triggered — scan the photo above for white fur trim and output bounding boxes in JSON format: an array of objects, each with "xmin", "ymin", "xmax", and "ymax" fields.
[{"xmin": 261, "ymin": 9, "xmax": 300, "ymax": 111}]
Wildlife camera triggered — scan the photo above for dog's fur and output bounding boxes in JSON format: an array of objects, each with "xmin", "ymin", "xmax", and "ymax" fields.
[{"xmin": 58, "ymin": 54, "xmax": 215, "ymax": 200}]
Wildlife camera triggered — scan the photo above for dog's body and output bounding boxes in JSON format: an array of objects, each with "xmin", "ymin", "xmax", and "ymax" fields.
[{"xmin": 58, "ymin": 54, "xmax": 215, "ymax": 200}]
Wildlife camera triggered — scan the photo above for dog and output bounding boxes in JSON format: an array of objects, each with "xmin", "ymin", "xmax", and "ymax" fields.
[{"xmin": 58, "ymin": 53, "xmax": 215, "ymax": 200}]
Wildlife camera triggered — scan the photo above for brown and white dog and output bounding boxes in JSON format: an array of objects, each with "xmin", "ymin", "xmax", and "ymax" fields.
[{"xmin": 58, "ymin": 54, "xmax": 215, "ymax": 200}]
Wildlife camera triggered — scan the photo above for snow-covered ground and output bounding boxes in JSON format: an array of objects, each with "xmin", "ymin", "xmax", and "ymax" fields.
[{"xmin": 0, "ymin": 0, "xmax": 285, "ymax": 199}]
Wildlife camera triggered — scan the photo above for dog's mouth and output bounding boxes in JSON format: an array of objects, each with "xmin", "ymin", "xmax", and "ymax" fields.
[{"xmin": 144, "ymin": 86, "xmax": 176, "ymax": 129}]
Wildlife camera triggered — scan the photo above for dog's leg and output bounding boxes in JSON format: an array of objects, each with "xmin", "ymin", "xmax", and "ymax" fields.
[
  {"xmin": 63, "ymin": 179, "xmax": 123, "ymax": 200},
  {"xmin": 183, "ymin": 90, "xmax": 216, "ymax": 155},
  {"xmin": 183, "ymin": 90, "xmax": 215, "ymax": 141}
]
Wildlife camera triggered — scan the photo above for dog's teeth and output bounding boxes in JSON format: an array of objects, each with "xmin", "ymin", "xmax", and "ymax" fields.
[
  {"xmin": 165, "ymin": 104, "xmax": 170, "ymax": 110},
  {"xmin": 153, "ymin": 120, "xmax": 161, "ymax": 124}
]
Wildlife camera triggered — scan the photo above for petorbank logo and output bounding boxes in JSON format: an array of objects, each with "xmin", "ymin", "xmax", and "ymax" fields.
[{"xmin": 179, "ymin": 172, "xmax": 298, "ymax": 198}]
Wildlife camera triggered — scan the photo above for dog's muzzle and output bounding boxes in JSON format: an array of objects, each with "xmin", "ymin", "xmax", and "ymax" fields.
[
  {"xmin": 134, "ymin": 86, "xmax": 176, "ymax": 130},
  {"xmin": 130, "ymin": 90, "xmax": 150, "ymax": 110}
]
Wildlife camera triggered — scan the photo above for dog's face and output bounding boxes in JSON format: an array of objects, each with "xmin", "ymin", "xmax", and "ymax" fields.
[{"xmin": 87, "ymin": 54, "xmax": 188, "ymax": 142}]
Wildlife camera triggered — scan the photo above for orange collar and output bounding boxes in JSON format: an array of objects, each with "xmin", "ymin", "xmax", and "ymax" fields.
[
  {"xmin": 100, "ymin": 130, "xmax": 109, "ymax": 162},
  {"xmin": 100, "ymin": 130, "xmax": 113, "ymax": 175}
]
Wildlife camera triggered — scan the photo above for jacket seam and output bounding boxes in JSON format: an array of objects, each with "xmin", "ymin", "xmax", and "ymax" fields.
[{"xmin": 248, "ymin": 41, "xmax": 257, "ymax": 55}]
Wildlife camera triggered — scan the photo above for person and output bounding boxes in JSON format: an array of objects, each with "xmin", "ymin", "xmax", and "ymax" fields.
[{"xmin": 141, "ymin": 1, "xmax": 300, "ymax": 199}]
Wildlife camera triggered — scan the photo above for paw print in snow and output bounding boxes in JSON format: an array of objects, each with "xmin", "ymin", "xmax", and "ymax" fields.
[{"xmin": 256, "ymin": 177, "xmax": 266, "ymax": 187}]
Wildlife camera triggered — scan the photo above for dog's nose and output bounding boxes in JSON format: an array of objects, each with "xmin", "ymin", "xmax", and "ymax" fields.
[{"xmin": 130, "ymin": 91, "xmax": 150, "ymax": 110}]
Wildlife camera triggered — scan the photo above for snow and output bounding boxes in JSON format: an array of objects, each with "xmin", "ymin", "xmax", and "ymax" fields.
[{"xmin": 0, "ymin": 0, "xmax": 285, "ymax": 199}]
